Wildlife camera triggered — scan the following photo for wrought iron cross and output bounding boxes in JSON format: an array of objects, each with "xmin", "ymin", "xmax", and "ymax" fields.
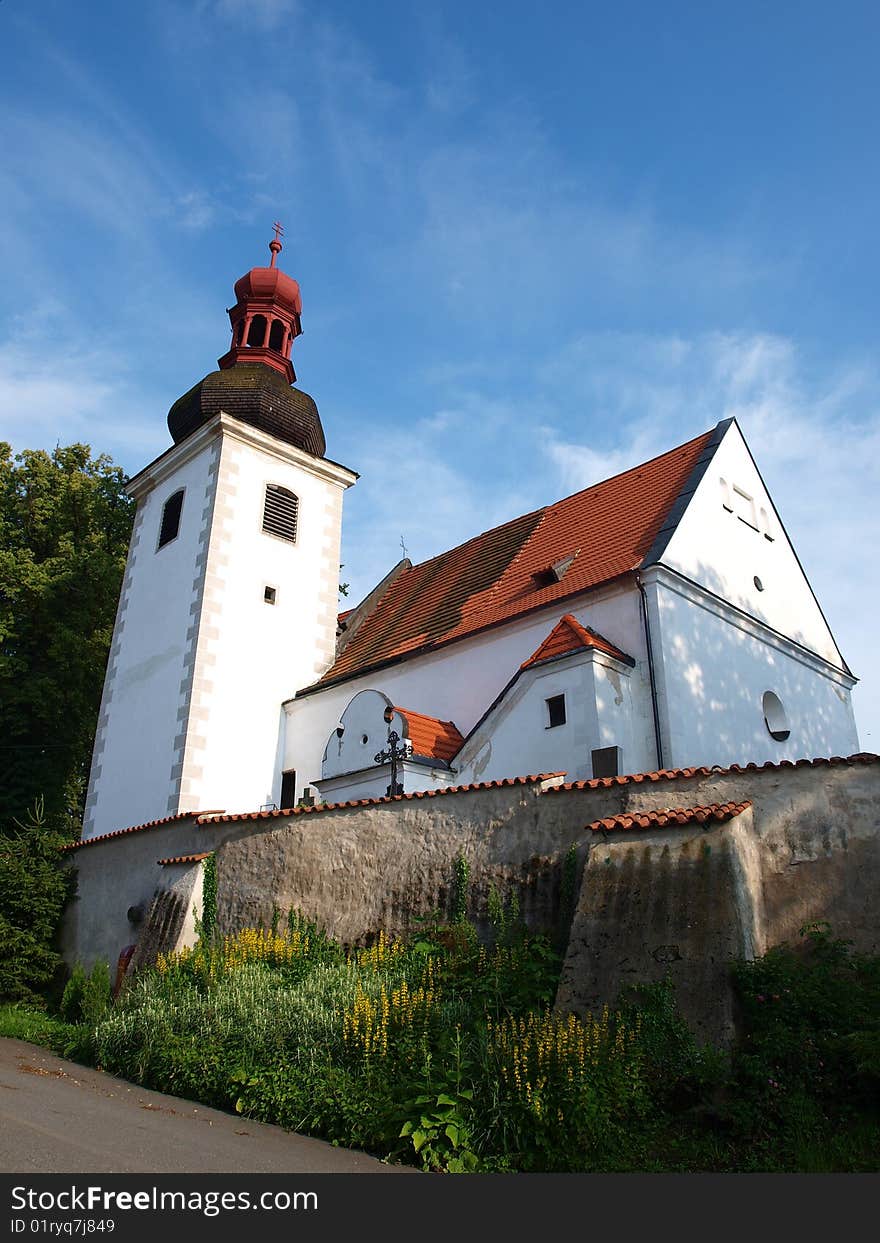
[
  {"xmin": 374, "ymin": 729, "xmax": 412, "ymax": 797},
  {"xmin": 272, "ymin": 220, "xmax": 285, "ymax": 244}
]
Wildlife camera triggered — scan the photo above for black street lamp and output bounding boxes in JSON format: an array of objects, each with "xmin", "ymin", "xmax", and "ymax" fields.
[{"xmin": 374, "ymin": 704, "xmax": 412, "ymax": 796}]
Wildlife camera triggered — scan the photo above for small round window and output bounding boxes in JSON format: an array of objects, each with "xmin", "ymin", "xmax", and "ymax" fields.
[
  {"xmin": 753, "ymin": 575, "xmax": 764, "ymax": 592},
  {"xmin": 762, "ymin": 691, "xmax": 790, "ymax": 742}
]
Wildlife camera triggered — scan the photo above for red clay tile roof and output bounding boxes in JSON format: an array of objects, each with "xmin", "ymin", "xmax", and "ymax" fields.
[
  {"xmin": 197, "ymin": 774, "xmax": 568, "ymax": 824},
  {"xmin": 61, "ymin": 754, "xmax": 876, "ymax": 852},
  {"xmin": 520, "ymin": 613, "xmax": 632, "ymax": 669},
  {"xmin": 588, "ymin": 801, "xmax": 751, "ymax": 833},
  {"xmin": 303, "ymin": 427, "xmax": 717, "ymax": 691},
  {"xmin": 64, "ymin": 810, "xmax": 227, "ymax": 852},
  {"xmin": 157, "ymin": 852, "xmax": 212, "ymax": 865},
  {"xmin": 545, "ymin": 752, "xmax": 880, "ymax": 793},
  {"xmin": 395, "ymin": 707, "xmax": 464, "ymax": 763}
]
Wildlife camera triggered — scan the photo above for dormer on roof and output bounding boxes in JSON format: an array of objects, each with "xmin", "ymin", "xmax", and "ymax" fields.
[
  {"xmin": 520, "ymin": 614, "xmax": 634, "ymax": 670},
  {"xmin": 532, "ymin": 551, "xmax": 579, "ymax": 589}
]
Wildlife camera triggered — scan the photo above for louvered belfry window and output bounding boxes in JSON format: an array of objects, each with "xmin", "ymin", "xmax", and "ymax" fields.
[{"xmin": 262, "ymin": 484, "xmax": 298, "ymax": 543}]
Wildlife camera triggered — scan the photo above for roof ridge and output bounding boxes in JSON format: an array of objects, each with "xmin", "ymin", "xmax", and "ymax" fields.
[{"xmin": 395, "ymin": 705, "xmax": 461, "ymax": 728}]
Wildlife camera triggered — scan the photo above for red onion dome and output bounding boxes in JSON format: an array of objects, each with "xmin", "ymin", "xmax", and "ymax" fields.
[{"xmin": 233, "ymin": 265, "xmax": 302, "ymax": 313}]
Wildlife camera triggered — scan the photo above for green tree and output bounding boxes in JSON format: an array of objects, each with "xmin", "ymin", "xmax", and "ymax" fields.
[
  {"xmin": 0, "ymin": 442, "xmax": 134, "ymax": 829},
  {"xmin": 0, "ymin": 798, "xmax": 76, "ymax": 1002}
]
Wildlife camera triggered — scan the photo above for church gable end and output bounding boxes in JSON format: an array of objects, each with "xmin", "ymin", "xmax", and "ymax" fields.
[{"xmin": 656, "ymin": 419, "xmax": 846, "ymax": 670}]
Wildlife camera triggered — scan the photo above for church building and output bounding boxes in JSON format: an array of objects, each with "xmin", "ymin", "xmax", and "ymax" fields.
[{"xmin": 82, "ymin": 235, "xmax": 859, "ymax": 842}]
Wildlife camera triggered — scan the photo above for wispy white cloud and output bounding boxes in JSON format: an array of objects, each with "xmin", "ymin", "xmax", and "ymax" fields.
[
  {"xmin": 0, "ymin": 308, "xmax": 168, "ymax": 464},
  {"xmin": 536, "ymin": 329, "xmax": 880, "ymax": 739},
  {"xmin": 197, "ymin": 0, "xmax": 299, "ymax": 30},
  {"xmin": 176, "ymin": 192, "xmax": 217, "ymax": 232}
]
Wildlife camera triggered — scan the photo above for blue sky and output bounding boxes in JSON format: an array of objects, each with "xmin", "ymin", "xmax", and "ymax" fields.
[{"xmin": 1, "ymin": 0, "xmax": 877, "ymax": 748}]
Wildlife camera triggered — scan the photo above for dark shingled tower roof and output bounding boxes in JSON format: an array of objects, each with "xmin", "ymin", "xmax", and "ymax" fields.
[{"xmin": 167, "ymin": 364, "xmax": 326, "ymax": 457}]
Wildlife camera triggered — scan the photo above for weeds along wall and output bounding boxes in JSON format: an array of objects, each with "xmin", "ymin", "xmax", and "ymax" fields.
[{"xmin": 62, "ymin": 756, "xmax": 880, "ymax": 1041}]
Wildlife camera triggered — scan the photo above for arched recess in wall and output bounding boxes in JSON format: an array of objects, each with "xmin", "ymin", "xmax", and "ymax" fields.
[{"xmin": 762, "ymin": 691, "xmax": 790, "ymax": 742}]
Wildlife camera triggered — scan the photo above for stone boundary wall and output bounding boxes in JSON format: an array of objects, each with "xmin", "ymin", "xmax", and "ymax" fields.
[{"xmin": 62, "ymin": 757, "xmax": 880, "ymax": 1041}]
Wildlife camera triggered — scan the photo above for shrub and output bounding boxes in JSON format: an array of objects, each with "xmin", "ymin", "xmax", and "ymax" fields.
[
  {"xmin": 730, "ymin": 922, "xmax": 880, "ymax": 1136},
  {"xmin": 0, "ymin": 800, "xmax": 76, "ymax": 1003}
]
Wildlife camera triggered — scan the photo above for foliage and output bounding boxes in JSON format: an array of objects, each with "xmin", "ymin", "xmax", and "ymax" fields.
[
  {"xmin": 726, "ymin": 922, "xmax": 880, "ymax": 1162},
  {"xmin": 558, "ymin": 842, "xmax": 579, "ymax": 945},
  {"xmin": 0, "ymin": 799, "xmax": 76, "ymax": 1002},
  {"xmin": 399, "ymin": 1091, "xmax": 480, "ymax": 1172},
  {"xmin": 0, "ymin": 442, "xmax": 134, "ymax": 826},
  {"xmin": 81, "ymin": 909, "xmax": 657, "ymax": 1171},
  {"xmin": 60, "ymin": 960, "xmax": 112, "ymax": 1027},
  {"xmin": 450, "ymin": 854, "xmax": 469, "ymax": 924},
  {"xmin": 487, "ymin": 884, "xmax": 524, "ymax": 949},
  {"xmin": 21, "ymin": 912, "xmax": 879, "ymax": 1173},
  {"xmin": 200, "ymin": 853, "xmax": 218, "ymax": 942}
]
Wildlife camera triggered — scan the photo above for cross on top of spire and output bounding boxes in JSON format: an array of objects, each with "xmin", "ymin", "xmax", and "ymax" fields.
[{"xmin": 269, "ymin": 220, "xmax": 285, "ymax": 267}]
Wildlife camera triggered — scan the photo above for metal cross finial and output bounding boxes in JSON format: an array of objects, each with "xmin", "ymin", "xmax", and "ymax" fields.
[{"xmin": 269, "ymin": 221, "xmax": 285, "ymax": 267}]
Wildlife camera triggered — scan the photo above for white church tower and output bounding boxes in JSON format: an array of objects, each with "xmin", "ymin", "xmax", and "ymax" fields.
[{"xmin": 82, "ymin": 229, "xmax": 357, "ymax": 840}]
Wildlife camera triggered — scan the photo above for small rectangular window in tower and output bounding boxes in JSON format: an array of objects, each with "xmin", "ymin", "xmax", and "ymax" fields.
[
  {"xmin": 546, "ymin": 694, "xmax": 566, "ymax": 728},
  {"xmin": 280, "ymin": 769, "xmax": 297, "ymax": 809},
  {"xmin": 262, "ymin": 484, "xmax": 299, "ymax": 543},
  {"xmin": 591, "ymin": 746, "xmax": 620, "ymax": 779},
  {"xmin": 264, "ymin": 585, "xmax": 277, "ymax": 605},
  {"xmin": 157, "ymin": 489, "xmax": 184, "ymax": 550}
]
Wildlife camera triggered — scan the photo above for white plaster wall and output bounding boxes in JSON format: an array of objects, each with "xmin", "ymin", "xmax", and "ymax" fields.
[
  {"xmin": 322, "ymin": 688, "xmax": 398, "ymax": 779},
  {"xmin": 315, "ymin": 760, "xmax": 452, "ymax": 803},
  {"xmin": 595, "ymin": 657, "xmax": 642, "ymax": 762},
  {"xmin": 660, "ymin": 421, "xmax": 846, "ymax": 667},
  {"xmin": 84, "ymin": 438, "xmax": 217, "ymax": 838},
  {"xmin": 455, "ymin": 652, "xmax": 647, "ymax": 785},
  {"xmin": 284, "ymin": 585, "xmax": 651, "ymax": 797},
  {"xmin": 183, "ymin": 421, "xmax": 352, "ymax": 817},
  {"xmin": 85, "ymin": 415, "xmax": 354, "ymax": 838},
  {"xmin": 647, "ymin": 572, "xmax": 859, "ymax": 768}
]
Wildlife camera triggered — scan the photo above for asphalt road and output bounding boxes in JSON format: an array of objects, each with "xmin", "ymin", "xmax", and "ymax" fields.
[{"xmin": 0, "ymin": 1038, "xmax": 411, "ymax": 1174}]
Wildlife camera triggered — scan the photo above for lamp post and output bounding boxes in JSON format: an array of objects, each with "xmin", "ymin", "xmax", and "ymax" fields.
[{"xmin": 374, "ymin": 705, "xmax": 412, "ymax": 796}]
